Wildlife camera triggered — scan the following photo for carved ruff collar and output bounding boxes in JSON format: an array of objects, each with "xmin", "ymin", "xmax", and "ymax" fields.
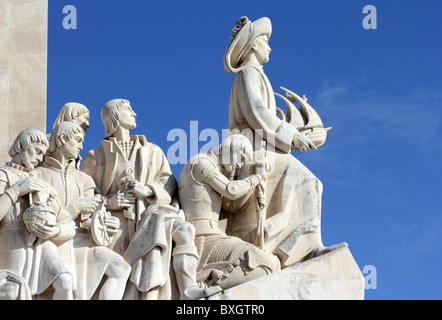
[{"xmin": 5, "ymin": 162, "xmax": 30, "ymax": 173}]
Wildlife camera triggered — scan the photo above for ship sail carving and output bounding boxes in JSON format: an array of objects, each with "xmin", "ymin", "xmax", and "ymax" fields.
[{"xmin": 275, "ymin": 86, "xmax": 331, "ymax": 149}]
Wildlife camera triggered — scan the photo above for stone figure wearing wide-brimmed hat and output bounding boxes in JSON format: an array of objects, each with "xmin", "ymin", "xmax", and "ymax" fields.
[{"xmin": 223, "ymin": 16, "xmax": 343, "ymax": 268}]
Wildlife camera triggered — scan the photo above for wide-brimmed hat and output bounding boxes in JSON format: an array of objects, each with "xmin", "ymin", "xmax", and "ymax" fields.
[{"xmin": 223, "ymin": 16, "xmax": 272, "ymax": 74}]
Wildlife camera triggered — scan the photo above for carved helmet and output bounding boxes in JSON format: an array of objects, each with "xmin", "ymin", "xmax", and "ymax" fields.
[{"xmin": 223, "ymin": 16, "xmax": 272, "ymax": 74}]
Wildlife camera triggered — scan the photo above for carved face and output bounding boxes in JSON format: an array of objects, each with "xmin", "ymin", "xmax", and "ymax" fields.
[
  {"xmin": 252, "ymin": 35, "xmax": 271, "ymax": 64},
  {"xmin": 118, "ymin": 103, "xmax": 137, "ymax": 130},
  {"xmin": 21, "ymin": 143, "xmax": 47, "ymax": 170},
  {"xmin": 60, "ymin": 133, "xmax": 84, "ymax": 160},
  {"xmin": 74, "ymin": 112, "xmax": 90, "ymax": 133}
]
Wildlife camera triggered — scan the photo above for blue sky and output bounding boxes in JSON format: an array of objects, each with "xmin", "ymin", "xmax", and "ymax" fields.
[{"xmin": 46, "ymin": 0, "xmax": 442, "ymax": 300}]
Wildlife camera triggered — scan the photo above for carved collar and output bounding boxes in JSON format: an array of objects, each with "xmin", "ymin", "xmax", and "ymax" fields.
[
  {"xmin": 42, "ymin": 156, "xmax": 76, "ymax": 171},
  {"xmin": 5, "ymin": 162, "xmax": 30, "ymax": 173}
]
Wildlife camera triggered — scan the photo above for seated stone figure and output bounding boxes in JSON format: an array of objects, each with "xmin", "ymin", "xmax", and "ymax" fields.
[
  {"xmin": 34, "ymin": 122, "xmax": 131, "ymax": 300},
  {"xmin": 0, "ymin": 129, "xmax": 76, "ymax": 299},
  {"xmin": 178, "ymin": 134, "xmax": 281, "ymax": 289},
  {"xmin": 223, "ymin": 16, "xmax": 345, "ymax": 267}
]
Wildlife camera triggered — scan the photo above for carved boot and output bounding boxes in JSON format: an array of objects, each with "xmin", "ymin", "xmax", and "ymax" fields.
[
  {"xmin": 172, "ymin": 246, "xmax": 205, "ymax": 300},
  {"xmin": 173, "ymin": 246, "xmax": 222, "ymax": 300}
]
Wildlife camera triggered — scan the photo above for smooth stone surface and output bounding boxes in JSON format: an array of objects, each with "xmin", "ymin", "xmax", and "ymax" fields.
[
  {"xmin": 207, "ymin": 245, "xmax": 365, "ymax": 300},
  {"xmin": 0, "ymin": 0, "xmax": 48, "ymax": 166}
]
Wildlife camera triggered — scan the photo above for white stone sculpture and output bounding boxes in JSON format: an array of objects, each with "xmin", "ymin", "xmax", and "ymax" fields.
[
  {"xmin": 223, "ymin": 16, "xmax": 345, "ymax": 268},
  {"xmin": 178, "ymin": 134, "xmax": 281, "ymax": 289},
  {"xmin": 52, "ymin": 102, "xmax": 91, "ymax": 133},
  {"xmin": 50, "ymin": 102, "xmax": 91, "ymax": 169},
  {"xmin": 34, "ymin": 122, "xmax": 131, "ymax": 300},
  {"xmin": 0, "ymin": 129, "xmax": 76, "ymax": 299},
  {"xmin": 81, "ymin": 99, "xmax": 214, "ymax": 300},
  {"xmin": 0, "ymin": 270, "xmax": 32, "ymax": 300}
]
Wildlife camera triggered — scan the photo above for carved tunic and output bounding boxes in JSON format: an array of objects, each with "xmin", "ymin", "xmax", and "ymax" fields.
[
  {"xmin": 81, "ymin": 135, "xmax": 176, "ymax": 253},
  {"xmin": 82, "ymin": 135, "xmax": 180, "ymax": 297},
  {"xmin": 0, "ymin": 163, "xmax": 74, "ymax": 296},
  {"xmin": 228, "ymin": 65, "xmax": 297, "ymax": 153},
  {"xmin": 35, "ymin": 156, "xmax": 95, "ymax": 223},
  {"xmin": 34, "ymin": 156, "xmax": 129, "ymax": 300}
]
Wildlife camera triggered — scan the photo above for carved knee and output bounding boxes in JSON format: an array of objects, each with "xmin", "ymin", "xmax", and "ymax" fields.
[
  {"xmin": 55, "ymin": 273, "xmax": 73, "ymax": 291},
  {"xmin": 173, "ymin": 220, "xmax": 196, "ymax": 246}
]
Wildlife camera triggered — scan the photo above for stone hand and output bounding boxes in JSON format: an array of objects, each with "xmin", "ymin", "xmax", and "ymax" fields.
[
  {"xmin": 30, "ymin": 221, "xmax": 61, "ymax": 240},
  {"xmin": 293, "ymin": 131, "xmax": 317, "ymax": 152},
  {"xmin": 255, "ymin": 158, "xmax": 274, "ymax": 176},
  {"xmin": 78, "ymin": 196, "xmax": 102, "ymax": 214},
  {"xmin": 106, "ymin": 191, "xmax": 136, "ymax": 210},
  {"xmin": 123, "ymin": 178, "xmax": 153, "ymax": 199},
  {"xmin": 11, "ymin": 177, "xmax": 44, "ymax": 197},
  {"xmin": 104, "ymin": 215, "xmax": 120, "ymax": 236}
]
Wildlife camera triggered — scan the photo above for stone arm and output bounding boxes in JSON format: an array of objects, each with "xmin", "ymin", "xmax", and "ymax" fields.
[
  {"xmin": 0, "ymin": 179, "xmax": 15, "ymax": 222},
  {"xmin": 236, "ymin": 67, "xmax": 299, "ymax": 154},
  {"xmin": 144, "ymin": 149, "xmax": 176, "ymax": 206},
  {"xmin": 52, "ymin": 218, "xmax": 76, "ymax": 241},
  {"xmin": 192, "ymin": 158, "xmax": 264, "ymax": 201},
  {"xmin": 76, "ymin": 186, "xmax": 97, "ymax": 230},
  {"xmin": 0, "ymin": 173, "xmax": 45, "ymax": 222},
  {"xmin": 81, "ymin": 148, "xmax": 105, "ymax": 195},
  {"xmin": 45, "ymin": 191, "xmax": 77, "ymax": 241},
  {"xmin": 123, "ymin": 147, "xmax": 176, "ymax": 208}
]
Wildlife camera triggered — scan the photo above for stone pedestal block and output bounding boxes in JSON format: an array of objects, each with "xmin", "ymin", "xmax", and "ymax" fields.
[{"xmin": 208, "ymin": 245, "xmax": 365, "ymax": 300}]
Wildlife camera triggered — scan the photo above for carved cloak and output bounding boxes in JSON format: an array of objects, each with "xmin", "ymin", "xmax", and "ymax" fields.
[{"xmin": 81, "ymin": 135, "xmax": 179, "ymax": 298}]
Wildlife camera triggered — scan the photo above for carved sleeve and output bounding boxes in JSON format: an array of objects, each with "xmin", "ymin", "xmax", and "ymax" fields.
[
  {"xmin": 192, "ymin": 157, "xmax": 264, "ymax": 200},
  {"xmin": 237, "ymin": 67, "xmax": 297, "ymax": 153}
]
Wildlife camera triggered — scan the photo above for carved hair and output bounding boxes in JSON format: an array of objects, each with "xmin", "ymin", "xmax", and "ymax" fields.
[
  {"xmin": 101, "ymin": 99, "xmax": 131, "ymax": 137},
  {"xmin": 52, "ymin": 102, "xmax": 90, "ymax": 130},
  {"xmin": 48, "ymin": 122, "xmax": 84, "ymax": 153},
  {"xmin": 8, "ymin": 129, "xmax": 49, "ymax": 157},
  {"xmin": 213, "ymin": 134, "xmax": 253, "ymax": 164}
]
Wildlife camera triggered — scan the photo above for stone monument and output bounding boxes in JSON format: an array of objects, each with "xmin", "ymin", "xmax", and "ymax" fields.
[{"xmin": 0, "ymin": 8, "xmax": 365, "ymax": 300}]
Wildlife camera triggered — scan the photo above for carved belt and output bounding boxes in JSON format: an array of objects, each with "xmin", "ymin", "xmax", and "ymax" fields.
[{"xmin": 0, "ymin": 221, "xmax": 25, "ymax": 230}]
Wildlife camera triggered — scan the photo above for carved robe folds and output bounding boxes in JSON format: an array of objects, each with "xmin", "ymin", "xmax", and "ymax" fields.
[
  {"xmin": 81, "ymin": 135, "xmax": 180, "ymax": 298},
  {"xmin": 34, "ymin": 156, "xmax": 129, "ymax": 300},
  {"xmin": 0, "ymin": 163, "xmax": 75, "ymax": 297}
]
